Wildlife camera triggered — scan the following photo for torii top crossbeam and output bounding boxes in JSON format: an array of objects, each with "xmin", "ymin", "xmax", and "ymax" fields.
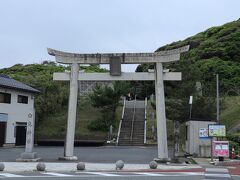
[{"xmin": 47, "ymin": 45, "xmax": 189, "ymax": 64}]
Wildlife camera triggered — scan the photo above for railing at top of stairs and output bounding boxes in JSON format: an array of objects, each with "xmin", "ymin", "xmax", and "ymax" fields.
[
  {"xmin": 116, "ymin": 97, "xmax": 126, "ymax": 145},
  {"xmin": 130, "ymin": 96, "xmax": 137, "ymax": 141}
]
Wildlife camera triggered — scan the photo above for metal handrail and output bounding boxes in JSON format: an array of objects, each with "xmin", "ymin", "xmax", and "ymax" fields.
[
  {"xmin": 144, "ymin": 97, "xmax": 147, "ymax": 144},
  {"xmin": 116, "ymin": 120, "xmax": 122, "ymax": 144},
  {"xmin": 130, "ymin": 96, "xmax": 137, "ymax": 141},
  {"xmin": 121, "ymin": 97, "xmax": 126, "ymax": 120},
  {"xmin": 144, "ymin": 97, "xmax": 147, "ymax": 120},
  {"xmin": 116, "ymin": 97, "xmax": 126, "ymax": 144}
]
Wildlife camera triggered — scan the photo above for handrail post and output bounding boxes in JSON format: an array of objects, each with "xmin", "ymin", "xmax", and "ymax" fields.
[
  {"xmin": 130, "ymin": 96, "xmax": 137, "ymax": 141},
  {"xmin": 116, "ymin": 97, "xmax": 126, "ymax": 145},
  {"xmin": 144, "ymin": 97, "xmax": 147, "ymax": 144}
]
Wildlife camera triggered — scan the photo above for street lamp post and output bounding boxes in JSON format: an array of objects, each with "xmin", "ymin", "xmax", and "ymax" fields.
[{"xmin": 189, "ymin": 96, "xmax": 193, "ymax": 119}]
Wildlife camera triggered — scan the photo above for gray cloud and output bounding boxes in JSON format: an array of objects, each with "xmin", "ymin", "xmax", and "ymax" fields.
[{"xmin": 0, "ymin": 0, "xmax": 239, "ymax": 72}]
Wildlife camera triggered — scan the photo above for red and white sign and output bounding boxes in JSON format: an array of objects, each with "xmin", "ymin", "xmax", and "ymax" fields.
[{"xmin": 212, "ymin": 141, "xmax": 229, "ymax": 157}]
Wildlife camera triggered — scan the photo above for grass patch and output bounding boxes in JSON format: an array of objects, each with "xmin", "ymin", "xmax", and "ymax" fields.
[
  {"xmin": 36, "ymin": 97, "xmax": 123, "ymax": 139},
  {"xmin": 188, "ymin": 158, "xmax": 198, "ymax": 164},
  {"xmin": 36, "ymin": 96, "xmax": 240, "ymax": 141}
]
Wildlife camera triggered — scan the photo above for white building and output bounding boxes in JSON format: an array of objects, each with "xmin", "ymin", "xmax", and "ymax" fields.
[{"xmin": 0, "ymin": 74, "xmax": 39, "ymax": 147}]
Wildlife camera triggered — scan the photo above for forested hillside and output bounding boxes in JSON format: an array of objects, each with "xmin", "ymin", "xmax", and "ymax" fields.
[
  {"xmin": 137, "ymin": 19, "xmax": 240, "ymax": 128},
  {"xmin": 138, "ymin": 18, "xmax": 240, "ymax": 96}
]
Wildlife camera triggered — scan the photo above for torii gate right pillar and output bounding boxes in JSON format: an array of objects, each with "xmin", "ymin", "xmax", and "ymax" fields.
[{"xmin": 155, "ymin": 62, "xmax": 169, "ymax": 160}]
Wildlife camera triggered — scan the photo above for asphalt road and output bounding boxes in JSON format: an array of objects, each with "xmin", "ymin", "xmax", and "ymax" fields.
[
  {"xmin": 0, "ymin": 177, "xmax": 204, "ymax": 180},
  {"xmin": 0, "ymin": 146, "xmax": 173, "ymax": 163}
]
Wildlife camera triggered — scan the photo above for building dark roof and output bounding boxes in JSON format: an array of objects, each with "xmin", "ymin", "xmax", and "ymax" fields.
[
  {"xmin": 0, "ymin": 74, "xmax": 40, "ymax": 94},
  {"xmin": 186, "ymin": 118, "xmax": 216, "ymax": 122}
]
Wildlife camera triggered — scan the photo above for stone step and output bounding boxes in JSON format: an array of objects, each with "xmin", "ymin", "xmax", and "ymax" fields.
[
  {"xmin": 119, "ymin": 139, "xmax": 144, "ymax": 141},
  {"xmin": 118, "ymin": 143, "xmax": 144, "ymax": 146},
  {"xmin": 119, "ymin": 141, "xmax": 144, "ymax": 143},
  {"xmin": 118, "ymin": 103, "xmax": 146, "ymax": 146}
]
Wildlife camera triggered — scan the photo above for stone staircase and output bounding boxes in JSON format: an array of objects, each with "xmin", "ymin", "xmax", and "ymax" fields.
[{"xmin": 118, "ymin": 100, "xmax": 145, "ymax": 146}]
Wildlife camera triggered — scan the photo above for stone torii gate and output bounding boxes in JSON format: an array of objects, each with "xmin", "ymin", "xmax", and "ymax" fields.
[{"xmin": 48, "ymin": 45, "xmax": 189, "ymax": 161}]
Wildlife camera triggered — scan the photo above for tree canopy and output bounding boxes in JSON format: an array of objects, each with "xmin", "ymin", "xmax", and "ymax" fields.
[{"xmin": 88, "ymin": 82, "xmax": 131, "ymax": 131}]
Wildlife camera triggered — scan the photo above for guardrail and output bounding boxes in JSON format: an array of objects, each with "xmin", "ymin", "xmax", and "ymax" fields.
[
  {"xmin": 116, "ymin": 97, "xmax": 126, "ymax": 144},
  {"xmin": 144, "ymin": 97, "xmax": 147, "ymax": 144}
]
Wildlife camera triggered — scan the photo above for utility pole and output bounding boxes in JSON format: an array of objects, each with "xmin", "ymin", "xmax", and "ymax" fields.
[
  {"xmin": 216, "ymin": 74, "xmax": 220, "ymax": 124},
  {"xmin": 211, "ymin": 74, "xmax": 220, "ymax": 163}
]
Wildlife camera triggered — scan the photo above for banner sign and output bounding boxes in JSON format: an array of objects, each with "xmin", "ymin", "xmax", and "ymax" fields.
[
  {"xmin": 199, "ymin": 128, "xmax": 209, "ymax": 139},
  {"xmin": 208, "ymin": 124, "xmax": 226, "ymax": 137},
  {"xmin": 212, "ymin": 141, "xmax": 229, "ymax": 157}
]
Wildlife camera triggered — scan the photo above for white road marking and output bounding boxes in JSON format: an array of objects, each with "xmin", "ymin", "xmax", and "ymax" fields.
[
  {"xmin": 86, "ymin": 172, "xmax": 121, "ymax": 176},
  {"xmin": 135, "ymin": 172, "xmax": 169, "ymax": 176},
  {"xmin": 205, "ymin": 173, "xmax": 231, "ymax": 178},
  {"xmin": 42, "ymin": 172, "xmax": 73, "ymax": 177},
  {"xmin": 0, "ymin": 173, "xmax": 24, "ymax": 177},
  {"xmin": 180, "ymin": 172, "xmax": 204, "ymax": 175},
  {"xmin": 136, "ymin": 172, "xmax": 203, "ymax": 176},
  {"xmin": 206, "ymin": 168, "xmax": 229, "ymax": 173}
]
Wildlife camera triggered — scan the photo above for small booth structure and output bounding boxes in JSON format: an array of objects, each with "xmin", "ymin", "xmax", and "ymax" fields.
[{"xmin": 185, "ymin": 119, "xmax": 216, "ymax": 157}]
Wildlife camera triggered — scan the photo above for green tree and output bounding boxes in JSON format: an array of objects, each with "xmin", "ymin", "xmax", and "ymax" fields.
[{"xmin": 88, "ymin": 82, "xmax": 130, "ymax": 131}]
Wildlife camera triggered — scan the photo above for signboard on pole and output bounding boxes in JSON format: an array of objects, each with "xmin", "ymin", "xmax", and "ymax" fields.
[
  {"xmin": 208, "ymin": 124, "xmax": 226, "ymax": 137},
  {"xmin": 212, "ymin": 141, "xmax": 229, "ymax": 157},
  {"xmin": 189, "ymin": 96, "xmax": 193, "ymax": 104},
  {"xmin": 199, "ymin": 128, "xmax": 209, "ymax": 139}
]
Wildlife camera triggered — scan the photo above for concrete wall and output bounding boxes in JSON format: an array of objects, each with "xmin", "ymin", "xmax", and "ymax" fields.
[
  {"xmin": 0, "ymin": 87, "xmax": 34, "ymax": 144},
  {"xmin": 185, "ymin": 120, "xmax": 216, "ymax": 157}
]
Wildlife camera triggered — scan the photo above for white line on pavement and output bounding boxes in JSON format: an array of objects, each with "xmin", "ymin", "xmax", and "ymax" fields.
[
  {"xmin": 136, "ymin": 172, "xmax": 204, "ymax": 176},
  {"xmin": 180, "ymin": 172, "xmax": 204, "ymax": 175},
  {"xmin": 42, "ymin": 172, "xmax": 74, "ymax": 177},
  {"xmin": 0, "ymin": 173, "xmax": 24, "ymax": 177},
  {"xmin": 135, "ymin": 173, "xmax": 167, "ymax": 176},
  {"xmin": 85, "ymin": 172, "xmax": 121, "ymax": 176},
  {"xmin": 205, "ymin": 173, "xmax": 231, "ymax": 178},
  {"xmin": 206, "ymin": 168, "xmax": 229, "ymax": 172}
]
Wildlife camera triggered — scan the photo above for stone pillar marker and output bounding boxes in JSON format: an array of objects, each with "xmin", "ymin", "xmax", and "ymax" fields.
[
  {"xmin": 60, "ymin": 63, "xmax": 79, "ymax": 160},
  {"xmin": 155, "ymin": 62, "xmax": 169, "ymax": 161},
  {"xmin": 17, "ymin": 110, "xmax": 40, "ymax": 161}
]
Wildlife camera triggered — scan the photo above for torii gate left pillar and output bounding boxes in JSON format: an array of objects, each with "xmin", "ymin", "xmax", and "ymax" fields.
[
  {"xmin": 48, "ymin": 46, "xmax": 189, "ymax": 161},
  {"xmin": 155, "ymin": 62, "xmax": 168, "ymax": 160},
  {"xmin": 60, "ymin": 63, "xmax": 79, "ymax": 160}
]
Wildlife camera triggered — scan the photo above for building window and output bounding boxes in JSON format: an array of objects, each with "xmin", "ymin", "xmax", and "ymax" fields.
[
  {"xmin": 17, "ymin": 95, "xmax": 28, "ymax": 104},
  {"xmin": 0, "ymin": 113, "xmax": 8, "ymax": 122},
  {"xmin": 0, "ymin": 92, "xmax": 11, "ymax": 104}
]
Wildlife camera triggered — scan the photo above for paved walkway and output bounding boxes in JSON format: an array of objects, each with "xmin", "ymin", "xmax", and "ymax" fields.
[
  {"xmin": 2, "ymin": 162, "xmax": 202, "ymax": 172},
  {"xmin": 0, "ymin": 146, "xmax": 170, "ymax": 163}
]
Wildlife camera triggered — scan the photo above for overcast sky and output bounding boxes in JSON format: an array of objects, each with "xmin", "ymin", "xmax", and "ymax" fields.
[{"xmin": 0, "ymin": 0, "xmax": 239, "ymax": 71}]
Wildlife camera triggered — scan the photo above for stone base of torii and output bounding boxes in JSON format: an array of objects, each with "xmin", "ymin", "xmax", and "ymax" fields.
[{"xmin": 48, "ymin": 45, "xmax": 189, "ymax": 161}]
